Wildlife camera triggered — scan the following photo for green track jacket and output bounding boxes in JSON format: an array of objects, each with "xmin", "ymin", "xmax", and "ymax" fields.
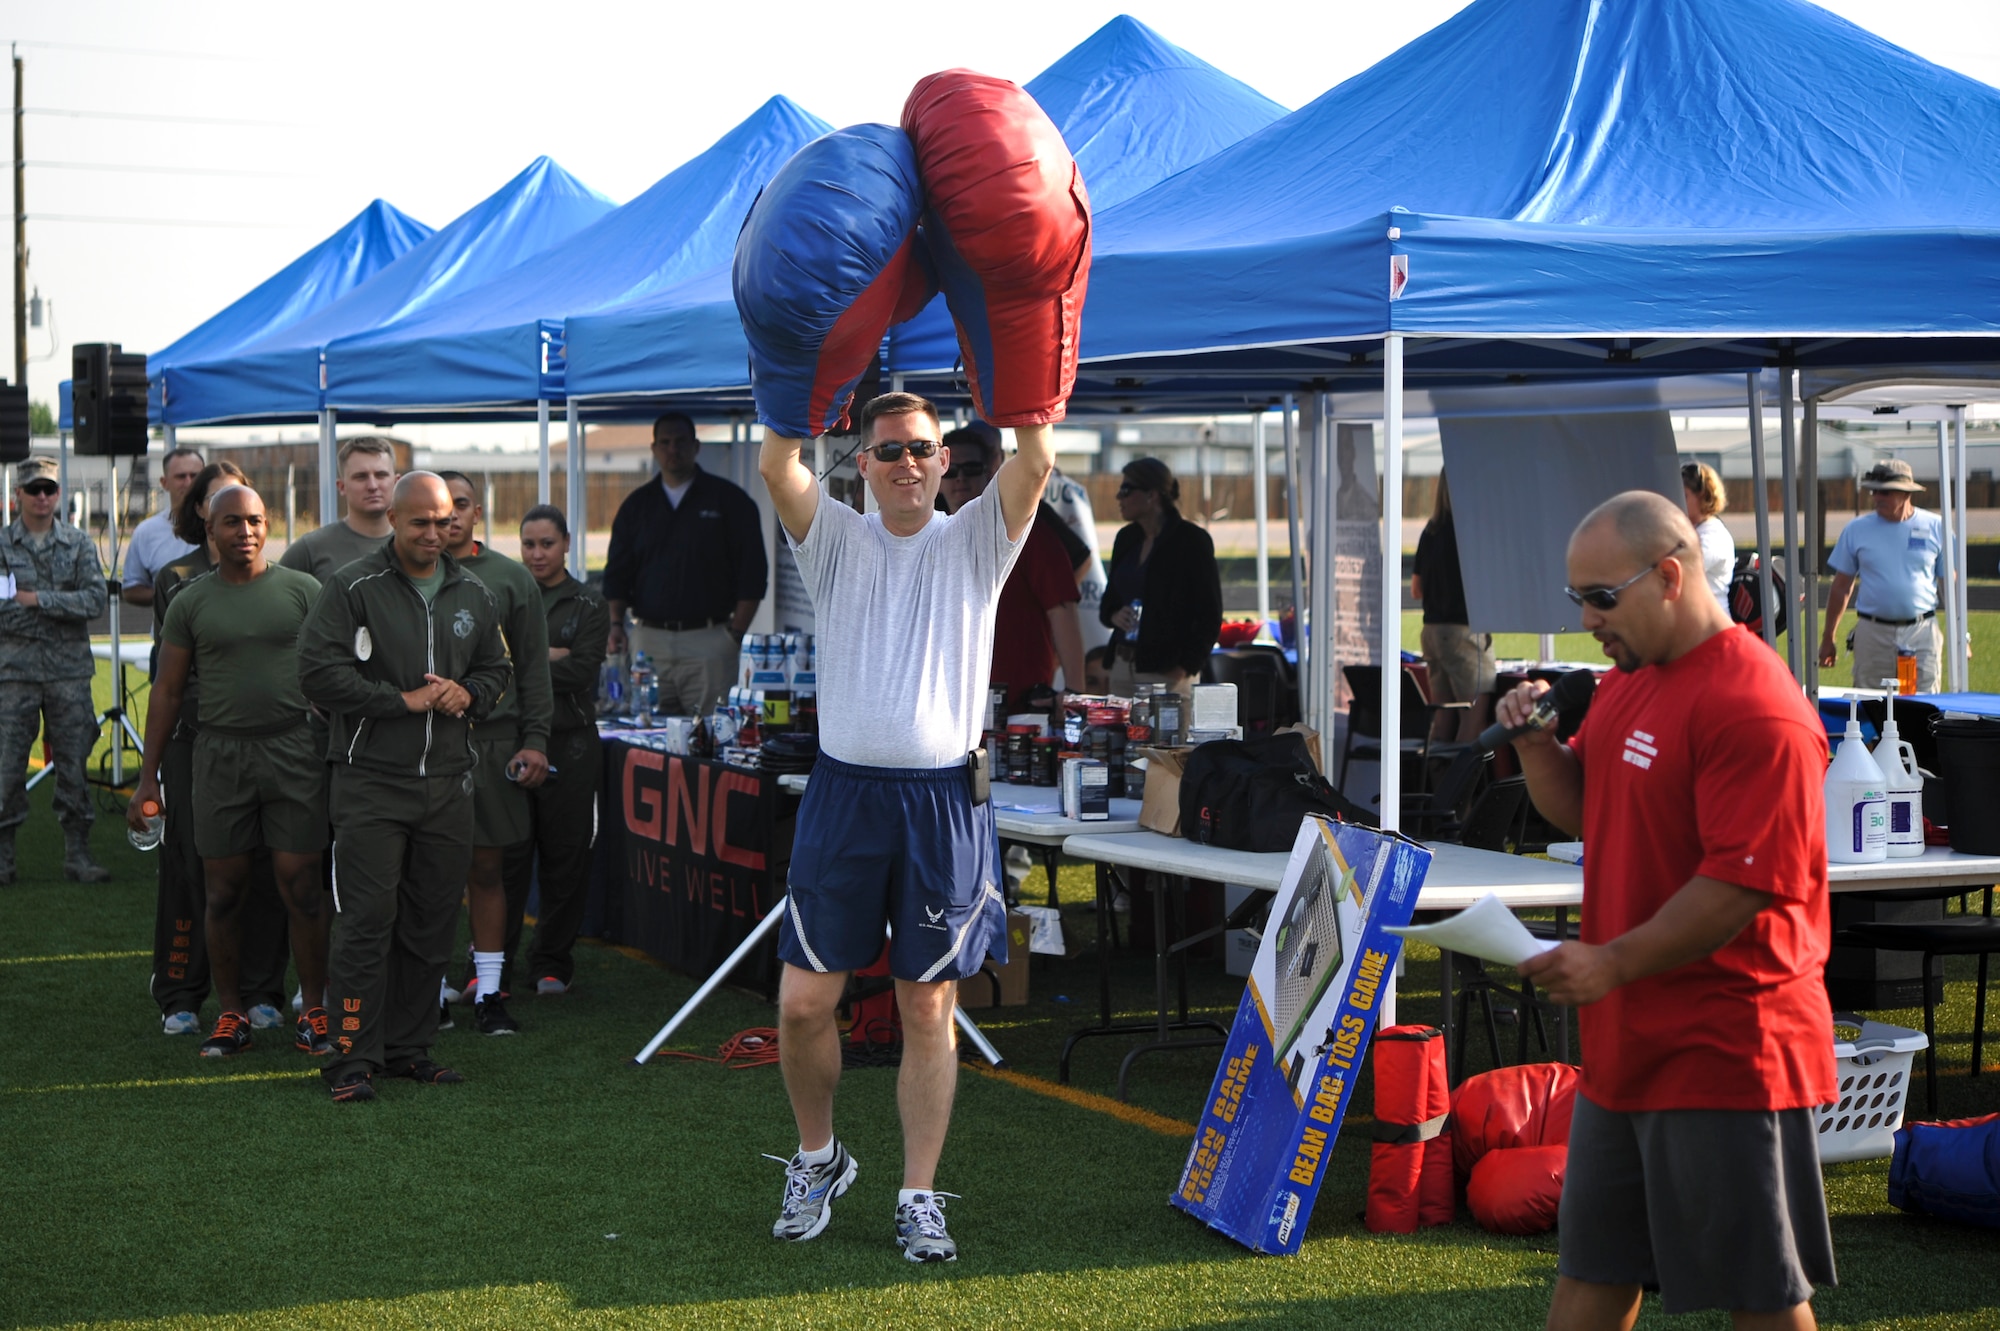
[{"xmin": 297, "ymin": 541, "xmax": 512, "ymax": 779}]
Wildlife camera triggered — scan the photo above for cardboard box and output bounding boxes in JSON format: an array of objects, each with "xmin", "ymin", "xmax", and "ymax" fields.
[
  {"xmin": 961, "ymin": 910, "xmax": 1033, "ymax": 1008},
  {"xmin": 1138, "ymin": 746, "xmax": 1194, "ymax": 836}
]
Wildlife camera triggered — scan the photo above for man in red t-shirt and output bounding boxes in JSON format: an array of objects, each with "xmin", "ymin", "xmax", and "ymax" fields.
[
  {"xmin": 1499, "ymin": 491, "xmax": 1835, "ymax": 1330},
  {"xmin": 940, "ymin": 426, "xmax": 1083, "ymax": 708}
]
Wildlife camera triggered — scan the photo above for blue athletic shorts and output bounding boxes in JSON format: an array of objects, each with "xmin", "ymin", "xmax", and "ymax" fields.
[{"xmin": 778, "ymin": 754, "xmax": 1007, "ymax": 983}]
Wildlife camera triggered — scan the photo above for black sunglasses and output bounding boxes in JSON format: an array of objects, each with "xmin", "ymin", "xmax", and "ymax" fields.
[
  {"xmin": 866, "ymin": 439, "xmax": 940, "ymax": 463},
  {"xmin": 1116, "ymin": 483, "xmax": 1151, "ymax": 497},
  {"xmin": 943, "ymin": 461, "xmax": 987, "ymax": 481},
  {"xmin": 1564, "ymin": 543, "xmax": 1684, "ymax": 611},
  {"xmin": 19, "ymin": 482, "xmax": 57, "ymax": 497}
]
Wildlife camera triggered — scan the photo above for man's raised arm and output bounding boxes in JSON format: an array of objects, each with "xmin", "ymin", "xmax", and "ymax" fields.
[
  {"xmin": 995, "ymin": 425, "xmax": 1055, "ymax": 542},
  {"xmin": 759, "ymin": 432, "xmax": 820, "ymax": 545}
]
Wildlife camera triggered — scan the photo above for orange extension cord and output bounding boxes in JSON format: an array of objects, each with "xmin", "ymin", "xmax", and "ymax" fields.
[{"xmin": 650, "ymin": 1028, "xmax": 782, "ymax": 1068}]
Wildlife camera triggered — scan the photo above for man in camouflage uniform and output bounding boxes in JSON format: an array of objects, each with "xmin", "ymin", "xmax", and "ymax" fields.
[{"xmin": 0, "ymin": 457, "xmax": 112, "ymax": 883}]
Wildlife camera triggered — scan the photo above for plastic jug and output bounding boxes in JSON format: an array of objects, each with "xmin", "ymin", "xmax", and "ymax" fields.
[
  {"xmin": 1873, "ymin": 680, "xmax": 1926, "ymax": 858},
  {"xmin": 1826, "ymin": 695, "xmax": 1888, "ymax": 863}
]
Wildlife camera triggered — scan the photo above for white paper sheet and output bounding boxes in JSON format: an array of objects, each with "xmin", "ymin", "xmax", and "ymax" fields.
[
  {"xmin": 0, "ymin": 574, "xmax": 14, "ymax": 599},
  {"xmin": 1385, "ymin": 892, "xmax": 1559, "ymax": 968}
]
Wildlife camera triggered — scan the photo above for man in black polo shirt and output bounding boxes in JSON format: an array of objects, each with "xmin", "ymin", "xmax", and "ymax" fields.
[{"xmin": 602, "ymin": 412, "xmax": 767, "ymax": 715}]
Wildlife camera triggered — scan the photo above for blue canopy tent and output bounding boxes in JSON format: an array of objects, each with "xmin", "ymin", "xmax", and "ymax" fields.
[
  {"xmin": 562, "ymin": 14, "xmax": 1287, "ymax": 410},
  {"xmin": 1057, "ymin": 0, "xmax": 2000, "ymax": 836},
  {"xmin": 143, "ymin": 199, "xmax": 433, "ymax": 424},
  {"xmin": 159, "ymin": 157, "xmax": 614, "ymax": 428}
]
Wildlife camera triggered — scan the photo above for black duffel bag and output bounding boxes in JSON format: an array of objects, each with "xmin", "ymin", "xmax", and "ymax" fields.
[{"xmin": 1179, "ymin": 731, "xmax": 1377, "ymax": 852}]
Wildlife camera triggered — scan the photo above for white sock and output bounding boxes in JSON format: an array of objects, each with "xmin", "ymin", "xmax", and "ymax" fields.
[
  {"xmin": 899, "ymin": 1188, "xmax": 932, "ymax": 1207},
  {"xmin": 474, "ymin": 951, "xmax": 504, "ymax": 1004},
  {"xmin": 799, "ymin": 1139, "xmax": 837, "ymax": 1166},
  {"xmin": 439, "ymin": 977, "xmax": 451, "ymax": 1003}
]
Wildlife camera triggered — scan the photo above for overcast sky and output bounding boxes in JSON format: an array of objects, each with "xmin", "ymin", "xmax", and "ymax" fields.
[{"xmin": 4, "ymin": 0, "xmax": 1996, "ymax": 443}]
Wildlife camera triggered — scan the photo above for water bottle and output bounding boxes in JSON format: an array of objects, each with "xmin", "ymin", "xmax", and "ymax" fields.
[
  {"xmin": 631, "ymin": 653, "xmax": 656, "ymax": 727},
  {"xmin": 598, "ymin": 658, "xmax": 625, "ymax": 717},
  {"xmin": 129, "ymin": 800, "xmax": 164, "ymax": 852},
  {"xmin": 1128, "ymin": 598, "xmax": 1144, "ymax": 638}
]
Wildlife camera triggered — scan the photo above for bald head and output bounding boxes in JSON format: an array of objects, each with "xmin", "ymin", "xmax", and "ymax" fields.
[
  {"xmin": 1567, "ymin": 489, "xmax": 1731, "ymax": 670},
  {"xmin": 1572, "ymin": 491, "xmax": 1700, "ymax": 580},
  {"xmin": 206, "ymin": 483, "xmax": 269, "ymax": 572},
  {"xmin": 389, "ymin": 471, "xmax": 455, "ymax": 577},
  {"xmin": 206, "ymin": 484, "xmax": 262, "ymax": 519}
]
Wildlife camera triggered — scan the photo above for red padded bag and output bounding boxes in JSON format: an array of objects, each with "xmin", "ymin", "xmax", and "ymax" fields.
[
  {"xmin": 1466, "ymin": 1144, "xmax": 1568, "ymax": 1235},
  {"xmin": 901, "ymin": 69, "xmax": 1090, "ymax": 427},
  {"xmin": 1451, "ymin": 1061, "xmax": 1580, "ymax": 1180},
  {"xmin": 1365, "ymin": 1026, "xmax": 1453, "ymax": 1232}
]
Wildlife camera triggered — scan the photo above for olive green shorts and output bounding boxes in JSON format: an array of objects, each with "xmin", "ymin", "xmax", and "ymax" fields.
[
  {"xmin": 471, "ymin": 734, "xmax": 533, "ymax": 849},
  {"xmin": 192, "ymin": 724, "xmax": 329, "ymax": 859}
]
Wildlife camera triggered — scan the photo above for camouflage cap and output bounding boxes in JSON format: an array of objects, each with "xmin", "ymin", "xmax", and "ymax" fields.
[{"xmin": 13, "ymin": 457, "xmax": 58, "ymax": 486}]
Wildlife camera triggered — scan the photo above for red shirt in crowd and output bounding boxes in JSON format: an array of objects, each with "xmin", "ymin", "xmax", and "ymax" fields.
[
  {"xmin": 990, "ymin": 520, "xmax": 1080, "ymax": 708},
  {"xmin": 1568, "ymin": 624, "xmax": 1835, "ymax": 1113}
]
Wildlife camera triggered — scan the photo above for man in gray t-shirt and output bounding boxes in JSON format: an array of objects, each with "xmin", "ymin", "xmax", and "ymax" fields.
[{"xmin": 759, "ymin": 391, "xmax": 1054, "ymax": 1261}]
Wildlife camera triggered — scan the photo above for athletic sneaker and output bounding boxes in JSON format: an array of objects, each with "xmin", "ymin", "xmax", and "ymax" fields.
[
  {"xmin": 896, "ymin": 1192, "xmax": 960, "ymax": 1263},
  {"xmin": 246, "ymin": 1003, "xmax": 285, "ymax": 1030},
  {"xmin": 766, "ymin": 1140, "xmax": 859, "ymax": 1242},
  {"xmin": 295, "ymin": 1007, "xmax": 333, "ymax": 1056},
  {"xmin": 162, "ymin": 1010, "xmax": 201, "ymax": 1036},
  {"xmin": 475, "ymin": 996, "xmax": 520, "ymax": 1036},
  {"xmin": 329, "ymin": 1071, "xmax": 376, "ymax": 1103},
  {"xmin": 385, "ymin": 1058, "xmax": 463, "ymax": 1085},
  {"xmin": 535, "ymin": 976, "xmax": 570, "ymax": 996},
  {"xmin": 198, "ymin": 1011, "xmax": 253, "ymax": 1058},
  {"xmin": 438, "ymin": 999, "xmax": 454, "ymax": 1031}
]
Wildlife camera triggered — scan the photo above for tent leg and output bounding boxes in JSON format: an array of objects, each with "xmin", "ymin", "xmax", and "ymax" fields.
[
  {"xmin": 1747, "ymin": 375, "xmax": 1776, "ymax": 650},
  {"xmin": 1381, "ymin": 335, "xmax": 1404, "ymax": 835},
  {"xmin": 1253, "ymin": 411, "xmax": 1270, "ymax": 626},
  {"xmin": 1310, "ymin": 398, "xmax": 1334, "ymax": 761},
  {"xmin": 1283, "ymin": 394, "xmax": 1307, "ymax": 723},
  {"xmin": 565, "ymin": 399, "xmax": 585, "ymax": 579},
  {"xmin": 1954, "ymin": 404, "xmax": 1971, "ymax": 692},
  {"xmin": 1938, "ymin": 420, "xmax": 1960, "ymax": 694},
  {"xmin": 1779, "ymin": 365, "xmax": 1801, "ymax": 681},
  {"xmin": 318, "ymin": 408, "xmax": 338, "ymax": 526},
  {"xmin": 1803, "ymin": 398, "xmax": 1821, "ymax": 695},
  {"xmin": 537, "ymin": 398, "xmax": 551, "ymax": 507}
]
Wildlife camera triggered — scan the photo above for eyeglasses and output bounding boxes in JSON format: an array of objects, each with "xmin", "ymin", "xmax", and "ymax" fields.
[
  {"xmin": 1116, "ymin": 483, "xmax": 1150, "ymax": 498},
  {"xmin": 19, "ymin": 482, "xmax": 57, "ymax": 498},
  {"xmin": 1564, "ymin": 543, "xmax": 1684, "ymax": 611},
  {"xmin": 866, "ymin": 439, "xmax": 940, "ymax": 463},
  {"xmin": 943, "ymin": 462, "xmax": 987, "ymax": 481}
]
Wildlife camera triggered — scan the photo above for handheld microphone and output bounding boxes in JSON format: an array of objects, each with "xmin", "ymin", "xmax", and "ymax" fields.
[{"xmin": 1477, "ymin": 668, "xmax": 1596, "ymax": 753}]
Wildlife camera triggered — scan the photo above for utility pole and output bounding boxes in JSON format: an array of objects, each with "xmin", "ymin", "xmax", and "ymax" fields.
[{"xmin": 13, "ymin": 46, "xmax": 25, "ymax": 390}]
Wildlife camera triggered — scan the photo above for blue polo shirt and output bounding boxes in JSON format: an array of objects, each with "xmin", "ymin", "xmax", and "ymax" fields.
[{"xmin": 1828, "ymin": 508, "xmax": 1944, "ymax": 620}]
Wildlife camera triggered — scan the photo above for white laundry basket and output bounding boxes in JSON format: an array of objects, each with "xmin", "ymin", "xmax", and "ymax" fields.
[{"xmin": 1813, "ymin": 1016, "xmax": 1929, "ymax": 1165}]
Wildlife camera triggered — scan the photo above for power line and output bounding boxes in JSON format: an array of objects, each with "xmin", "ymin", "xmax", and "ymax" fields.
[
  {"xmin": 29, "ymin": 213, "xmax": 308, "ymax": 230},
  {"xmin": 6, "ymin": 39, "xmax": 254, "ymax": 63},
  {"xmin": 22, "ymin": 107, "xmax": 308, "ymax": 128},
  {"xmin": 24, "ymin": 160, "xmax": 303, "ymax": 179}
]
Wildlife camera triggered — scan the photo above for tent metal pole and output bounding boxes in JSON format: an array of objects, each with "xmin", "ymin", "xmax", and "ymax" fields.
[
  {"xmin": 1746, "ymin": 375, "xmax": 1776, "ymax": 650},
  {"xmin": 1381, "ymin": 335, "xmax": 1404, "ymax": 835},
  {"xmin": 1954, "ymin": 405, "xmax": 1970, "ymax": 692},
  {"xmin": 1312, "ymin": 397, "xmax": 1334, "ymax": 759},
  {"xmin": 536, "ymin": 398, "xmax": 551, "ymax": 507},
  {"xmin": 317, "ymin": 408, "xmax": 337, "ymax": 526},
  {"xmin": 1252, "ymin": 410, "xmax": 1270, "ymax": 625},
  {"xmin": 565, "ymin": 399, "xmax": 585, "ymax": 579},
  {"xmin": 1283, "ymin": 394, "xmax": 1306, "ymax": 723},
  {"xmin": 1936, "ymin": 419, "xmax": 1960, "ymax": 694},
  {"xmin": 1779, "ymin": 365, "xmax": 1801, "ymax": 681},
  {"xmin": 1802, "ymin": 398, "xmax": 1820, "ymax": 695}
]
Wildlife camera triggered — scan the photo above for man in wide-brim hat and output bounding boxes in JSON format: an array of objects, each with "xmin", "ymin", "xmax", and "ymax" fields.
[{"xmin": 1819, "ymin": 458, "xmax": 1947, "ymax": 691}]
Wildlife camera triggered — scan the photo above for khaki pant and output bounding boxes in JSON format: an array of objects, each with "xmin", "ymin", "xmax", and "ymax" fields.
[
  {"xmin": 1849, "ymin": 615, "xmax": 1941, "ymax": 693},
  {"xmin": 629, "ymin": 622, "xmax": 740, "ymax": 716},
  {"xmin": 1106, "ymin": 651, "xmax": 1193, "ymax": 703}
]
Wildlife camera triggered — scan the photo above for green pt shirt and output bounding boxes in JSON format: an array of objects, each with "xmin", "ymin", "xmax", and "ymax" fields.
[{"xmin": 161, "ymin": 564, "xmax": 321, "ymax": 734}]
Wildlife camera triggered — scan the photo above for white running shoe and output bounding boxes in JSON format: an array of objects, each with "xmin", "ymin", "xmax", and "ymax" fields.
[
  {"xmin": 162, "ymin": 1010, "xmax": 201, "ymax": 1036},
  {"xmin": 246, "ymin": 1003, "xmax": 284, "ymax": 1030},
  {"xmin": 896, "ymin": 1191, "xmax": 960, "ymax": 1263},
  {"xmin": 766, "ymin": 1141, "xmax": 858, "ymax": 1242}
]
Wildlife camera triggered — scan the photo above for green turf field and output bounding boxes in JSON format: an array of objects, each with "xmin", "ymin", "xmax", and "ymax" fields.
[{"xmin": 3, "ymin": 653, "xmax": 1998, "ymax": 1328}]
